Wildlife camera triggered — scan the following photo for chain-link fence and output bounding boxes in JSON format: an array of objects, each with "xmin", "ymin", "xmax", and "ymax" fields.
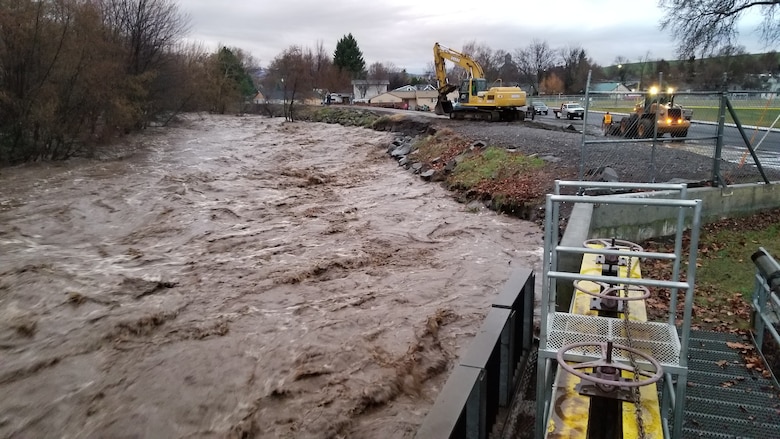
[{"xmin": 572, "ymin": 86, "xmax": 780, "ymax": 186}]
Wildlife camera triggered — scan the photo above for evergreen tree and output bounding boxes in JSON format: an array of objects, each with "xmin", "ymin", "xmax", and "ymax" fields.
[
  {"xmin": 333, "ymin": 33, "xmax": 366, "ymax": 79},
  {"xmin": 217, "ymin": 47, "xmax": 256, "ymax": 98}
]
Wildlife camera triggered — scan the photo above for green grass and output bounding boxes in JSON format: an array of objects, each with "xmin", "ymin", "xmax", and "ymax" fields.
[
  {"xmin": 451, "ymin": 146, "xmax": 544, "ymax": 189},
  {"xmin": 696, "ymin": 222, "xmax": 780, "ymax": 301},
  {"xmin": 645, "ymin": 210, "xmax": 780, "ymax": 331},
  {"xmin": 685, "ymin": 107, "xmax": 779, "ymax": 127}
]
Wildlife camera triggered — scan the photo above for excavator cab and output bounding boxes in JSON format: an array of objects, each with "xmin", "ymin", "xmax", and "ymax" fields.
[{"xmin": 459, "ymin": 78, "xmax": 488, "ymax": 103}]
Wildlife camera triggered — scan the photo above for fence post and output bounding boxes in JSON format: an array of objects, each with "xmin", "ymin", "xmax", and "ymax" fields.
[
  {"xmin": 578, "ymin": 70, "xmax": 592, "ymax": 183},
  {"xmin": 713, "ymin": 76, "xmax": 728, "ymax": 186},
  {"xmin": 651, "ymin": 72, "xmax": 662, "ymax": 182}
]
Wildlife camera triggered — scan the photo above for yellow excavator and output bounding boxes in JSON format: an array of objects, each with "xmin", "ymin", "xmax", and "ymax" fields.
[{"xmin": 433, "ymin": 42, "xmax": 527, "ymax": 121}]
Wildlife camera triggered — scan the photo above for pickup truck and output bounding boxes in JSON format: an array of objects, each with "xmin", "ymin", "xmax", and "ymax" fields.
[
  {"xmin": 553, "ymin": 102, "xmax": 585, "ymax": 120},
  {"xmin": 674, "ymin": 104, "xmax": 694, "ymax": 120}
]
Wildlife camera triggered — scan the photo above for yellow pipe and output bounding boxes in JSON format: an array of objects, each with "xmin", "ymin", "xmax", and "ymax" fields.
[{"xmin": 546, "ymin": 243, "xmax": 663, "ymax": 438}]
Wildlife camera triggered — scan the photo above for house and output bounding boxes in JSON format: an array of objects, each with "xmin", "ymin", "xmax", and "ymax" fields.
[
  {"xmin": 368, "ymin": 85, "xmax": 443, "ymax": 111},
  {"xmin": 591, "ymin": 82, "xmax": 632, "ymax": 94},
  {"xmin": 254, "ymin": 89, "xmax": 321, "ymax": 105},
  {"xmin": 352, "ymin": 79, "xmax": 390, "ymax": 103},
  {"xmin": 761, "ymin": 74, "xmax": 780, "ymax": 99}
]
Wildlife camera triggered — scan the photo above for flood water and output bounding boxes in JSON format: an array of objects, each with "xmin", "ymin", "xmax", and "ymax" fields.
[{"xmin": 0, "ymin": 114, "xmax": 543, "ymax": 438}]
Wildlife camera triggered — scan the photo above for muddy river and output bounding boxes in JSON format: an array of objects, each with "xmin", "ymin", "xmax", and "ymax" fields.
[{"xmin": 0, "ymin": 114, "xmax": 543, "ymax": 438}]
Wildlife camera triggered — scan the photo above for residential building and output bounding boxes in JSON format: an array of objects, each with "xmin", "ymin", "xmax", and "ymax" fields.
[
  {"xmin": 590, "ymin": 82, "xmax": 632, "ymax": 94},
  {"xmin": 369, "ymin": 84, "xmax": 444, "ymax": 111},
  {"xmin": 352, "ymin": 79, "xmax": 390, "ymax": 103}
]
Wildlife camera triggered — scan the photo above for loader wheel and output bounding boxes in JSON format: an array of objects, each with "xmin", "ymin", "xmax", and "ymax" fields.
[
  {"xmin": 637, "ymin": 120, "xmax": 653, "ymax": 138},
  {"xmin": 620, "ymin": 119, "xmax": 636, "ymax": 138}
]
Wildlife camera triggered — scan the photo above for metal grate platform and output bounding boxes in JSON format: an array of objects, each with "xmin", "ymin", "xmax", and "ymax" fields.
[
  {"xmin": 682, "ymin": 330, "xmax": 780, "ymax": 438},
  {"xmin": 544, "ymin": 312, "xmax": 681, "ymax": 368}
]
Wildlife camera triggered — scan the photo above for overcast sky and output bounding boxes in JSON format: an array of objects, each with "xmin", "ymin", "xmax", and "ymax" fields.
[{"xmin": 178, "ymin": 0, "xmax": 768, "ymax": 74}]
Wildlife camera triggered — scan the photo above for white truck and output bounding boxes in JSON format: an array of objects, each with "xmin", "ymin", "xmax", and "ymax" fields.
[{"xmin": 553, "ymin": 102, "xmax": 586, "ymax": 120}]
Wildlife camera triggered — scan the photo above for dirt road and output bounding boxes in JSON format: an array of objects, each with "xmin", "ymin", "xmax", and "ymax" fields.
[{"xmin": 0, "ymin": 114, "xmax": 543, "ymax": 438}]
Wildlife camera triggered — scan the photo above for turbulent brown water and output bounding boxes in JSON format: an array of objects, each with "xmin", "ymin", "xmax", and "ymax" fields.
[{"xmin": 0, "ymin": 114, "xmax": 543, "ymax": 438}]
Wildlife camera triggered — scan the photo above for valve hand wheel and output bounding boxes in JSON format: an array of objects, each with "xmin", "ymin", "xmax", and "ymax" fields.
[
  {"xmin": 573, "ymin": 280, "xmax": 651, "ymax": 302},
  {"xmin": 556, "ymin": 341, "xmax": 662, "ymax": 388},
  {"xmin": 583, "ymin": 238, "xmax": 643, "ymax": 253}
]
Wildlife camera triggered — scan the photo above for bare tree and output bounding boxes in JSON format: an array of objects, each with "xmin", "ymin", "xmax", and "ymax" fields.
[
  {"xmin": 0, "ymin": 0, "xmax": 154, "ymax": 163},
  {"xmin": 266, "ymin": 46, "xmax": 314, "ymax": 121},
  {"xmin": 660, "ymin": 0, "xmax": 780, "ymax": 57},
  {"xmin": 635, "ymin": 51, "xmax": 652, "ymax": 91},
  {"xmin": 560, "ymin": 45, "xmax": 591, "ymax": 94},
  {"xmin": 461, "ymin": 40, "xmax": 499, "ymax": 81},
  {"xmin": 309, "ymin": 40, "xmax": 331, "ymax": 99},
  {"xmin": 98, "ymin": 0, "xmax": 191, "ymax": 124},
  {"xmin": 157, "ymin": 41, "xmax": 212, "ymax": 121},
  {"xmin": 613, "ymin": 55, "xmax": 630, "ymax": 83},
  {"xmin": 514, "ymin": 39, "xmax": 557, "ymax": 94},
  {"xmin": 513, "ymin": 48, "xmax": 534, "ymax": 87},
  {"xmin": 100, "ymin": 0, "xmax": 190, "ymax": 75},
  {"xmin": 759, "ymin": 50, "xmax": 780, "ymax": 74}
]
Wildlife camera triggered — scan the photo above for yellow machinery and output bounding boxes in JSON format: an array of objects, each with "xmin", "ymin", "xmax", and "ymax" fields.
[
  {"xmin": 546, "ymin": 238, "xmax": 665, "ymax": 438},
  {"xmin": 617, "ymin": 87, "xmax": 691, "ymax": 138},
  {"xmin": 433, "ymin": 42, "xmax": 527, "ymax": 121},
  {"xmin": 537, "ymin": 181, "xmax": 703, "ymax": 439}
]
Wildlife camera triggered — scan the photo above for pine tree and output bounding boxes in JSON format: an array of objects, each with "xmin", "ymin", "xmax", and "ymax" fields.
[
  {"xmin": 217, "ymin": 47, "xmax": 256, "ymax": 98},
  {"xmin": 333, "ymin": 33, "xmax": 366, "ymax": 79}
]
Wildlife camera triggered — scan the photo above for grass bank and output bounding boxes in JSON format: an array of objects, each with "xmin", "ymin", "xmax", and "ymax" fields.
[
  {"xmin": 643, "ymin": 208, "xmax": 780, "ymax": 332},
  {"xmin": 409, "ymin": 129, "xmax": 558, "ymax": 217}
]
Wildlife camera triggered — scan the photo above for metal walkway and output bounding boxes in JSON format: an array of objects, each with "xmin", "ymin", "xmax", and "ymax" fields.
[{"xmin": 682, "ymin": 330, "xmax": 780, "ymax": 438}]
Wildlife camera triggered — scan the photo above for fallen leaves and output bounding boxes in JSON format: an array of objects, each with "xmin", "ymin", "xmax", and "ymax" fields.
[
  {"xmin": 640, "ymin": 211, "xmax": 780, "ymax": 378},
  {"xmin": 726, "ymin": 342, "xmax": 754, "ymax": 351}
]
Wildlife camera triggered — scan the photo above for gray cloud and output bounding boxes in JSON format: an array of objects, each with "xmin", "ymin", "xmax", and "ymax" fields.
[{"xmin": 178, "ymin": 0, "xmax": 769, "ymax": 73}]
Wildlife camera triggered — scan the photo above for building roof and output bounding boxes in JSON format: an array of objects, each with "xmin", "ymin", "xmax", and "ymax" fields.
[
  {"xmin": 393, "ymin": 84, "xmax": 437, "ymax": 92},
  {"xmin": 591, "ymin": 82, "xmax": 620, "ymax": 92},
  {"xmin": 591, "ymin": 82, "xmax": 631, "ymax": 93},
  {"xmin": 352, "ymin": 79, "xmax": 390, "ymax": 85}
]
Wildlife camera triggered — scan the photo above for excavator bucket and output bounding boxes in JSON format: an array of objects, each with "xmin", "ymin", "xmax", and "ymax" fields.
[{"xmin": 435, "ymin": 95, "xmax": 453, "ymax": 115}]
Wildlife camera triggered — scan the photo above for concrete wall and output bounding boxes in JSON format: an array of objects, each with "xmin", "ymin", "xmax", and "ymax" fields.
[
  {"xmin": 556, "ymin": 182, "xmax": 780, "ymax": 310},
  {"xmin": 591, "ymin": 183, "xmax": 780, "ymax": 242}
]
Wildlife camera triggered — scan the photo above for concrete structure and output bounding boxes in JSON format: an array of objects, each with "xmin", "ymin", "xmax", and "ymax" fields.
[{"xmin": 590, "ymin": 182, "xmax": 780, "ymax": 242}]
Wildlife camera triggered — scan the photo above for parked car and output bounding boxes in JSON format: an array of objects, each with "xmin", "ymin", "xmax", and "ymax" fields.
[{"xmin": 532, "ymin": 101, "xmax": 549, "ymax": 115}]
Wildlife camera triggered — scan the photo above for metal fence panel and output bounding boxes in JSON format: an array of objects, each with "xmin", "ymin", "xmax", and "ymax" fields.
[{"xmin": 566, "ymin": 87, "xmax": 780, "ymax": 185}]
